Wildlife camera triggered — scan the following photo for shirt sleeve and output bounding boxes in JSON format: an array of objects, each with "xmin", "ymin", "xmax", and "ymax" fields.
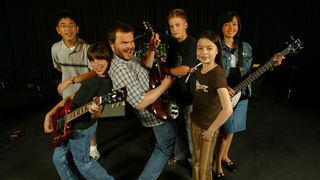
[
  {"xmin": 51, "ymin": 45, "xmax": 60, "ymax": 69},
  {"xmin": 110, "ymin": 63, "xmax": 146, "ymax": 108}
]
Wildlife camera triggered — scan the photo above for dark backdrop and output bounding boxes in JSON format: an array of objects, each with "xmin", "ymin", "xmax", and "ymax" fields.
[{"xmin": 1, "ymin": 0, "xmax": 319, "ymax": 103}]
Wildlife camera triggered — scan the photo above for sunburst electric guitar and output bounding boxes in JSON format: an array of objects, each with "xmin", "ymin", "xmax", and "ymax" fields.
[
  {"xmin": 231, "ymin": 36, "xmax": 303, "ymax": 107},
  {"xmin": 51, "ymin": 87, "xmax": 126, "ymax": 147}
]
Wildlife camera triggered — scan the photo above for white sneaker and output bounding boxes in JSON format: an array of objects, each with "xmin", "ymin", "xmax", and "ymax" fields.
[{"xmin": 89, "ymin": 149, "xmax": 100, "ymax": 160}]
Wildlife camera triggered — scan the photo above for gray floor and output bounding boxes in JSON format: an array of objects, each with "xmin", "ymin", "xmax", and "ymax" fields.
[{"xmin": 0, "ymin": 81, "xmax": 319, "ymax": 180}]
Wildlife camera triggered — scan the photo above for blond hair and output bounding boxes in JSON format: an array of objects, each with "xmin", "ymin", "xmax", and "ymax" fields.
[{"xmin": 167, "ymin": 9, "xmax": 187, "ymax": 21}]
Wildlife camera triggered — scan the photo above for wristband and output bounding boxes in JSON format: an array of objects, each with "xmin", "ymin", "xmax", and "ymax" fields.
[{"xmin": 149, "ymin": 45, "xmax": 155, "ymax": 51}]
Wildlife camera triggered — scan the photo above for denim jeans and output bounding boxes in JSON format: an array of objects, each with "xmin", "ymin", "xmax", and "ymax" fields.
[
  {"xmin": 138, "ymin": 120, "xmax": 176, "ymax": 180},
  {"xmin": 174, "ymin": 105, "xmax": 193, "ymax": 161},
  {"xmin": 52, "ymin": 122, "xmax": 114, "ymax": 180}
]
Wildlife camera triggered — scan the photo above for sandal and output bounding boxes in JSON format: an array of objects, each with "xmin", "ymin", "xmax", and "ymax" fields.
[
  {"xmin": 222, "ymin": 161, "xmax": 237, "ymax": 172},
  {"xmin": 212, "ymin": 172, "xmax": 226, "ymax": 180}
]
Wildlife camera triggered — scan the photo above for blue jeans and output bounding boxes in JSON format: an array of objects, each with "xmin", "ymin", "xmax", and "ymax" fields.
[
  {"xmin": 138, "ymin": 120, "xmax": 176, "ymax": 180},
  {"xmin": 174, "ymin": 105, "xmax": 193, "ymax": 161},
  {"xmin": 52, "ymin": 122, "xmax": 114, "ymax": 180}
]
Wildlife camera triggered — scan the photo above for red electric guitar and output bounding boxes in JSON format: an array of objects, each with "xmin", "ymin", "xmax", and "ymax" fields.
[
  {"xmin": 142, "ymin": 21, "xmax": 179, "ymax": 121},
  {"xmin": 51, "ymin": 87, "xmax": 126, "ymax": 147}
]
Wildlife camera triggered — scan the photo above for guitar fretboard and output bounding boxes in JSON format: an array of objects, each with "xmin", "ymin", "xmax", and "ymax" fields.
[
  {"xmin": 65, "ymin": 99, "xmax": 99, "ymax": 123},
  {"xmin": 234, "ymin": 44, "xmax": 294, "ymax": 93},
  {"xmin": 63, "ymin": 87, "xmax": 126, "ymax": 123},
  {"xmin": 234, "ymin": 61, "xmax": 273, "ymax": 93}
]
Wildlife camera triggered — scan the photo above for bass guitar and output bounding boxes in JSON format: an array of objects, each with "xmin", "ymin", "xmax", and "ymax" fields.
[
  {"xmin": 142, "ymin": 21, "xmax": 179, "ymax": 121},
  {"xmin": 231, "ymin": 36, "xmax": 303, "ymax": 107},
  {"xmin": 51, "ymin": 87, "xmax": 126, "ymax": 147}
]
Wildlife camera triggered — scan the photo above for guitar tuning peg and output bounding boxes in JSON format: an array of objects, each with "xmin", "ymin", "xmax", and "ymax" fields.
[
  {"xmin": 300, "ymin": 45, "xmax": 304, "ymax": 50},
  {"xmin": 121, "ymin": 101, "xmax": 125, "ymax": 106}
]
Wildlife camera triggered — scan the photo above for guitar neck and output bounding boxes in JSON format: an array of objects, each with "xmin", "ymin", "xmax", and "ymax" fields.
[
  {"xmin": 65, "ymin": 99, "xmax": 96, "ymax": 123},
  {"xmin": 233, "ymin": 60, "xmax": 273, "ymax": 93},
  {"xmin": 63, "ymin": 87, "xmax": 126, "ymax": 123},
  {"xmin": 143, "ymin": 21, "xmax": 162, "ymax": 77},
  {"xmin": 234, "ymin": 48, "xmax": 290, "ymax": 93},
  {"xmin": 154, "ymin": 47, "xmax": 163, "ymax": 77}
]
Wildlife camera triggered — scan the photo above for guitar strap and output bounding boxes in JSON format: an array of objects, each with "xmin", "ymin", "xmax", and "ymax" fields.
[
  {"xmin": 228, "ymin": 42, "xmax": 250, "ymax": 100},
  {"xmin": 237, "ymin": 42, "xmax": 244, "ymax": 68}
]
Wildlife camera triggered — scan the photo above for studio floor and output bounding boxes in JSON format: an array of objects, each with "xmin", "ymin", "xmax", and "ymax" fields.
[{"xmin": 0, "ymin": 82, "xmax": 319, "ymax": 180}]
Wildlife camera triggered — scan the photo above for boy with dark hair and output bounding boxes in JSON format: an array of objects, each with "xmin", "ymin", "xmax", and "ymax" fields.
[{"xmin": 44, "ymin": 42, "xmax": 115, "ymax": 179}]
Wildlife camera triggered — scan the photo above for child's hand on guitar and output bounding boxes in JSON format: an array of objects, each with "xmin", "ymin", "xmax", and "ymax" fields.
[
  {"xmin": 272, "ymin": 53, "xmax": 285, "ymax": 66},
  {"xmin": 227, "ymin": 86, "xmax": 236, "ymax": 97},
  {"xmin": 88, "ymin": 102, "xmax": 102, "ymax": 119},
  {"xmin": 88, "ymin": 102, "xmax": 102, "ymax": 114}
]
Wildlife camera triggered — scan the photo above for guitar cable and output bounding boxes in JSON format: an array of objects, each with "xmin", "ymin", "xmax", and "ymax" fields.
[
  {"xmin": 9, "ymin": 130, "xmax": 24, "ymax": 140},
  {"xmin": 185, "ymin": 63, "xmax": 202, "ymax": 83}
]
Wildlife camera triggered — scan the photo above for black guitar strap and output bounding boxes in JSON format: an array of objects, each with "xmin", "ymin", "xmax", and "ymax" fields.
[
  {"xmin": 237, "ymin": 42, "xmax": 250, "ymax": 98},
  {"xmin": 237, "ymin": 42, "xmax": 244, "ymax": 69}
]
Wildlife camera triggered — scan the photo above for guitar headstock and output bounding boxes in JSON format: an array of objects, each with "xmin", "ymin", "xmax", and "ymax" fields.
[
  {"xmin": 283, "ymin": 36, "xmax": 304, "ymax": 55},
  {"xmin": 143, "ymin": 21, "xmax": 155, "ymax": 33},
  {"xmin": 101, "ymin": 87, "xmax": 127, "ymax": 105}
]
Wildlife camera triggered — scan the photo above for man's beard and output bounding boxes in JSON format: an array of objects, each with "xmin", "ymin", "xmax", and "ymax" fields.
[
  {"xmin": 115, "ymin": 49, "xmax": 133, "ymax": 60},
  {"xmin": 115, "ymin": 52, "xmax": 126, "ymax": 60}
]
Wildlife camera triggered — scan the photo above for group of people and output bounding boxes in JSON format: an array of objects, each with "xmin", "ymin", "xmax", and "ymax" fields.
[{"xmin": 43, "ymin": 8, "xmax": 284, "ymax": 180}]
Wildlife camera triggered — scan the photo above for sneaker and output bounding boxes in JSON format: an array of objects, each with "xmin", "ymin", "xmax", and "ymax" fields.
[{"xmin": 89, "ymin": 149, "xmax": 100, "ymax": 160}]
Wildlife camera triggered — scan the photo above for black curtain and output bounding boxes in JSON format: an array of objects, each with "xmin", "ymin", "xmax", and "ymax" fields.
[{"xmin": 1, "ymin": 0, "xmax": 319, "ymax": 102}]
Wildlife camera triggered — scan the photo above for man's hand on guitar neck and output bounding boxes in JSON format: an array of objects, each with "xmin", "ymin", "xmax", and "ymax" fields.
[
  {"xmin": 272, "ymin": 53, "xmax": 285, "ymax": 66},
  {"xmin": 148, "ymin": 32, "xmax": 161, "ymax": 51},
  {"xmin": 144, "ymin": 32, "xmax": 161, "ymax": 68}
]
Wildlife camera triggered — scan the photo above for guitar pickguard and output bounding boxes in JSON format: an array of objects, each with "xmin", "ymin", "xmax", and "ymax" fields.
[
  {"xmin": 231, "ymin": 92, "xmax": 241, "ymax": 107},
  {"xmin": 148, "ymin": 94, "xmax": 179, "ymax": 121}
]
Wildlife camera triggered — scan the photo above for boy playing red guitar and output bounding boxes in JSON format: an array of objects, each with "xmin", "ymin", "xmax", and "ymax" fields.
[{"xmin": 43, "ymin": 42, "xmax": 116, "ymax": 180}]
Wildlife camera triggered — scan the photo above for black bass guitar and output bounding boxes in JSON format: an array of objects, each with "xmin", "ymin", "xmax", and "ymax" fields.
[{"xmin": 231, "ymin": 36, "xmax": 303, "ymax": 107}]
